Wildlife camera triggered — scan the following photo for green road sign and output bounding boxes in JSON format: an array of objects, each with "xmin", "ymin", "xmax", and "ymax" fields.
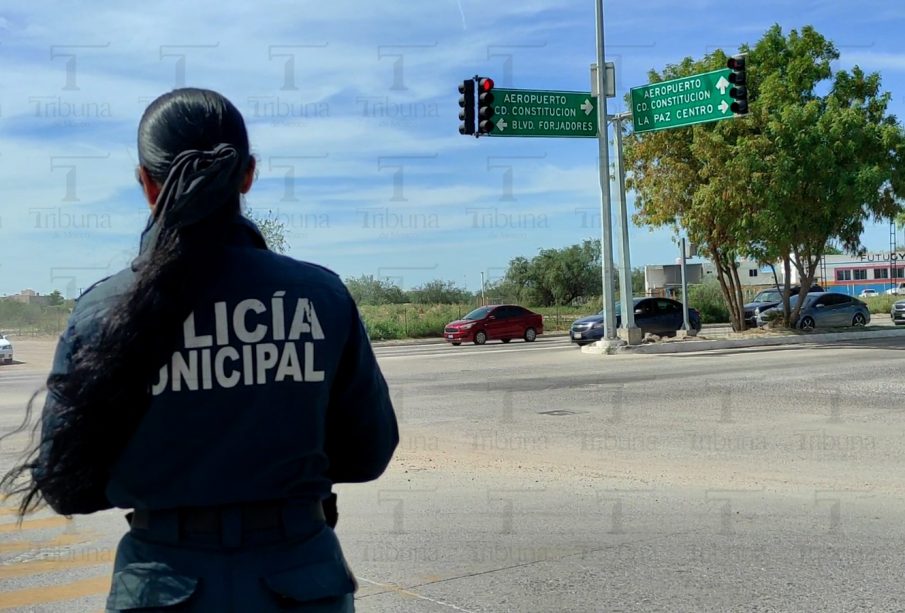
[
  {"xmin": 487, "ymin": 88, "xmax": 598, "ymax": 138},
  {"xmin": 630, "ymin": 68, "xmax": 740, "ymax": 133}
]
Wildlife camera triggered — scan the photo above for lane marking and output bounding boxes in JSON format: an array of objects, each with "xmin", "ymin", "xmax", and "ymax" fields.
[
  {"xmin": 0, "ymin": 553, "xmax": 114, "ymax": 579},
  {"xmin": 356, "ymin": 576, "xmax": 477, "ymax": 613},
  {"xmin": 0, "ymin": 533, "xmax": 94, "ymax": 553},
  {"xmin": 0, "ymin": 575, "xmax": 110, "ymax": 610},
  {"xmin": 0, "ymin": 516, "xmax": 72, "ymax": 533}
]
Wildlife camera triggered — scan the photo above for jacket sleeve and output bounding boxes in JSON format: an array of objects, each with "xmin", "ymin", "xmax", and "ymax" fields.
[
  {"xmin": 32, "ymin": 323, "xmax": 113, "ymax": 515},
  {"xmin": 324, "ymin": 298, "xmax": 399, "ymax": 483}
]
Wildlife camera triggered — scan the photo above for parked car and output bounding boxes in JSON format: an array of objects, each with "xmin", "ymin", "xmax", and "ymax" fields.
[
  {"xmin": 444, "ymin": 305, "xmax": 543, "ymax": 346},
  {"xmin": 755, "ymin": 292, "xmax": 869, "ymax": 330},
  {"xmin": 743, "ymin": 284, "xmax": 824, "ymax": 328},
  {"xmin": 570, "ymin": 297, "xmax": 701, "ymax": 346},
  {"xmin": 885, "ymin": 282, "xmax": 905, "ymax": 295},
  {"xmin": 892, "ymin": 299, "xmax": 905, "ymax": 325},
  {"xmin": 859, "ymin": 288, "xmax": 879, "ymax": 298},
  {"xmin": 0, "ymin": 334, "xmax": 13, "ymax": 364}
]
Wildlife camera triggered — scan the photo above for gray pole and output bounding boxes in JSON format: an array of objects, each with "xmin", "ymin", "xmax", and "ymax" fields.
[
  {"xmin": 612, "ymin": 113, "xmax": 636, "ymax": 332},
  {"xmin": 480, "ymin": 271, "xmax": 486, "ymax": 306},
  {"xmin": 680, "ymin": 237, "xmax": 691, "ymax": 330},
  {"xmin": 594, "ymin": 0, "xmax": 616, "ymax": 340}
]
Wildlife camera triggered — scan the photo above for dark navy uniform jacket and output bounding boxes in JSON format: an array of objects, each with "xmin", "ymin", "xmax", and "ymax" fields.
[{"xmin": 38, "ymin": 214, "xmax": 398, "ymax": 514}]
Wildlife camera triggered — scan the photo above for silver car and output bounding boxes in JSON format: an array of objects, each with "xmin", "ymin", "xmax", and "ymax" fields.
[
  {"xmin": 756, "ymin": 292, "xmax": 870, "ymax": 330},
  {"xmin": 892, "ymin": 299, "xmax": 905, "ymax": 326},
  {"xmin": 0, "ymin": 334, "xmax": 12, "ymax": 364}
]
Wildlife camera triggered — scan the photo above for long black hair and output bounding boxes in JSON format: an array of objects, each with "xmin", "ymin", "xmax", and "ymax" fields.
[{"xmin": 1, "ymin": 88, "xmax": 254, "ymax": 516}]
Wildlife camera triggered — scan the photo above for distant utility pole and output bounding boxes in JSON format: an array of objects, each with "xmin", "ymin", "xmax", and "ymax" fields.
[{"xmin": 480, "ymin": 271, "xmax": 486, "ymax": 306}]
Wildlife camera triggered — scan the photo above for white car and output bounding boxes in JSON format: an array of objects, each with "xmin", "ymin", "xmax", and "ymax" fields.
[
  {"xmin": 886, "ymin": 282, "xmax": 905, "ymax": 296},
  {"xmin": 0, "ymin": 335, "xmax": 12, "ymax": 364},
  {"xmin": 859, "ymin": 289, "xmax": 878, "ymax": 298}
]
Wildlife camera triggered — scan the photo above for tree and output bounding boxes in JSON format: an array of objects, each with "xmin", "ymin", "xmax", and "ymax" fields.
[
  {"xmin": 46, "ymin": 290, "xmax": 64, "ymax": 307},
  {"xmin": 245, "ymin": 208, "xmax": 289, "ymax": 255},
  {"xmin": 499, "ymin": 240, "xmax": 602, "ymax": 306},
  {"xmin": 626, "ymin": 25, "xmax": 905, "ymax": 330},
  {"xmin": 631, "ymin": 267, "xmax": 646, "ymax": 296},
  {"xmin": 407, "ymin": 280, "xmax": 472, "ymax": 304},
  {"xmin": 343, "ymin": 275, "xmax": 406, "ymax": 305}
]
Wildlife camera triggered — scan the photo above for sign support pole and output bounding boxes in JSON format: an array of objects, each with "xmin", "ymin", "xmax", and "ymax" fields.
[
  {"xmin": 680, "ymin": 237, "xmax": 691, "ymax": 330},
  {"xmin": 594, "ymin": 0, "xmax": 618, "ymax": 343},
  {"xmin": 611, "ymin": 111, "xmax": 640, "ymax": 343}
]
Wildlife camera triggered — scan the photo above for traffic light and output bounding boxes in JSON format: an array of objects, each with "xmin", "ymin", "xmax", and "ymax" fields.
[
  {"xmin": 727, "ymin": 54, "xmax": 748, "ymax": 115},
  {"xmin": 458, "ymin": 79, "xmax": 475, "ymax": 136},
  {"xmin": 477, "ymin": 77, "xmax": 495, "ymax": 135}
]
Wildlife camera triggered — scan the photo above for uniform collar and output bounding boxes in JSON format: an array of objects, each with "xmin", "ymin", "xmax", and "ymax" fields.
[{"xmin": 135, "ymin": 212, "xmax": 269, "ymax": 268}]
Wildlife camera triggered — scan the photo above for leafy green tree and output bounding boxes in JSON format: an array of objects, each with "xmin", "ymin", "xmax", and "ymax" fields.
[
  {"xmin": 499, "ymin": 240, "xmax": 602, "ymax": 306},
  {"xmin": 631, "ymin": 267, "xmax": 646, "ymax": 296},
  {"xmin": 626, "ymin": 25, "xmax": 905, "ymax": 330},
  {"xmin": 245, "ymin": 208, "xmax": 289, "ymax": 255},
  {"xmin": 343, "ymin": 275, "xmax": 406, "ymax": 305},
  {"xmin": 46, "ymin": 290, "xmax": 64, "ymax": 307},
  {"xmin": 407, "ymin": 280, "xmax": 472, "ymax": 304}
]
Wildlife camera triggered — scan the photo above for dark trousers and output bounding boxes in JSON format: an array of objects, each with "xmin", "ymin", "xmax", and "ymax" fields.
[{"xmin": 106, "ymin": 503, "xmax": 356, "ymax": 612}]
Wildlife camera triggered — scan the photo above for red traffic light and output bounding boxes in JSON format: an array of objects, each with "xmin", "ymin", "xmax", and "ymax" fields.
[
  {"xmin": 479, "ymin": 77, "xmax": 494, "ymax": 92},
  {"xmin": 727, "ymin": 56, "xmax": 745, "ymax": 71}
]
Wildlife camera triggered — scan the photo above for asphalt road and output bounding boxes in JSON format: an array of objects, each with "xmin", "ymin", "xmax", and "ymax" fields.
[{"xmin": 1, "ymin": 335, "xmax": 905, "ymax": 611}]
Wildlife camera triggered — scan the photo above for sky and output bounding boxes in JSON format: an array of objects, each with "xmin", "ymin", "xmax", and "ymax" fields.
[{"xmin": 1, "ymin": 1, "xmax": 904, "ymax": 298}]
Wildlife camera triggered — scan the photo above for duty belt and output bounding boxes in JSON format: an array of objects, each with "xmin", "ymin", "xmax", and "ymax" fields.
[{"xmin": 128, "ymin": 498, "xmax": 326, "ymax": 547}]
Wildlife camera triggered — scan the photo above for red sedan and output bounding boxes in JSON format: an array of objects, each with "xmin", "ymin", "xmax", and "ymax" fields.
[{"xmin": 444, "ymin": 305, "xmax": 543, "ymax": 346}]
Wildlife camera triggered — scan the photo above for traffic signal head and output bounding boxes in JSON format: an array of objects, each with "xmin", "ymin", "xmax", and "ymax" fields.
[
  {"xmin": 458, "ymin": 79, "xmax": 475, "ymax": 136},
  {"xmin": 727, "ymin": 54, "xmax": 748, "ymax": 114},
  {"xmin": 477, "ymin": 77, "xmax": 495, "ymax": 134}
]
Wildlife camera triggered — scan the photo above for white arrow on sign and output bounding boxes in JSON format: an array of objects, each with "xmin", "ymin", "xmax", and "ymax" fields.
[
  {"xmin": 719, "ymin": 100, "xmax": 729, "ymax": 114},
  {"xmin": 716, "ymin": 76, "xmax": 730, "ymax": 95},
  {"xmin": 496, "ymin": 118, "xmax": 508, "ymax": 131},
  {"xmin": 580, "ymin": 99, "xmax": 594, "ymax": 115}
]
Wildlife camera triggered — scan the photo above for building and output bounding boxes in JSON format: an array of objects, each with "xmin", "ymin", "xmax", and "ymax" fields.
[
  {"xmin": 3, "ymin": 289, "xmax": 52, "ymax": 306},
  {"xmin": 645, "ymin": 259, "xmax": 781, "ymax": 297},
  {"xmin": 789, "ymin": 251, "xmax": 905, "ymax": 295}
]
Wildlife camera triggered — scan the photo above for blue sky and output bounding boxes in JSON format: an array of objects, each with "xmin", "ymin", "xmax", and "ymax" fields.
[{"xmin": 1, "ymin": 1, "xmax": 904, "ymax": 298}]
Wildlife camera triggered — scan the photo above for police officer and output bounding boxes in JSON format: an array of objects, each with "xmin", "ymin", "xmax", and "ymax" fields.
[{"xmin": 1, "ymin": 88, "xmax": 398, "ymax": 611}]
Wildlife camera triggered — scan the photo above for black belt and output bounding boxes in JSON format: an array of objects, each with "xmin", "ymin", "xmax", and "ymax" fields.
[{"xmin": 128, "ymin": 499, "xmax": 326, "ymax": 546}]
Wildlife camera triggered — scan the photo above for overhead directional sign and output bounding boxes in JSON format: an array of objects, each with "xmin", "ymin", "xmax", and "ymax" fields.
[
  {"xmin": 630, "ymin": 68, "xmax": 740, "ymax": 133},
  {"xmin": 487, "ymin": 88, "xmax": 598, "ymax": 138}
]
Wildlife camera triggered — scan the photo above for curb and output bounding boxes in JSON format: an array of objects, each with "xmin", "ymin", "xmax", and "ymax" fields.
[{"xmin": 614, "ymin": 328, "xmax": 905, "ymax": 355}]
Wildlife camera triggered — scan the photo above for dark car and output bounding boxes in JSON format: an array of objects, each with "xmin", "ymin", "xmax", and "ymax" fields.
[
  {"xmin": 890, "ymin": 299, "xmax": 905, "ymax": 325},
  {"xmin": 743, "ymin": 284, "xmax": 824, "ymax": 328},
  {"xmin": 570, "ymin": 297, "xmax": 701, "ymax": 346},
  {"xmin": 444, "ymin": 305, "xmax": 544, "ymax": 346}
]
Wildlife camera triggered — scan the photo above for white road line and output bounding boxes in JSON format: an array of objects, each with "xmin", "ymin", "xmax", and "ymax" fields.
[{"xmin": 356, "ymin": 576, "xmax": 478, "ymax": 613}]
